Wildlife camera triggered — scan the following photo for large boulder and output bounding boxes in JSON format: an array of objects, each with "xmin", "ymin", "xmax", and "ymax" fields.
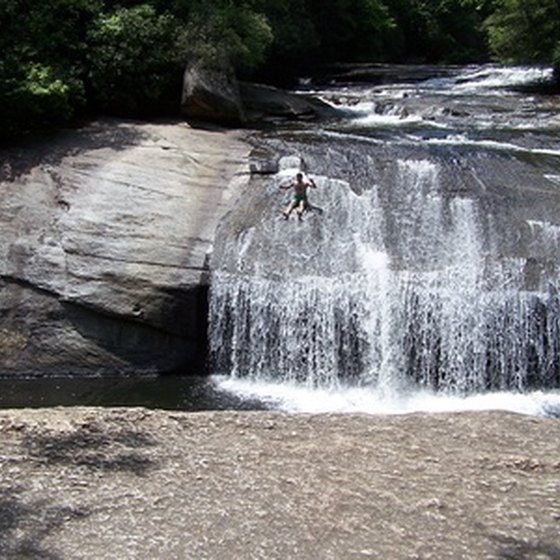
[
  {"xmin": 0, "ymin": 119, "xmax": 250, "ymax": 376},
  {"xmin": 181, "ymin": 64, "xmax": 246, "ymax": 124},
  {"xmin": 181, "ymin": 65, "xmax": 339, "ymax": 125},
  {"xmin": 239, "ymin": 82, "xmax": 339, "ymax": 122}
]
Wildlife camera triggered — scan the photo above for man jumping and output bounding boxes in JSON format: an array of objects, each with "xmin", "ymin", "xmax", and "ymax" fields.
[{"xmin": 280, "ymin": 172, "xmax": 317, "ymax": 220}]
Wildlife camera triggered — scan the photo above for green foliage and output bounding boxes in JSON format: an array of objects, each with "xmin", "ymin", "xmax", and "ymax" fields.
[
  {"xmin": 87, "ymin": 4, "xmax": 185, "ymax": 113},
  {"xmin": 2, "ymin": 0, "xmax": 560, "ymax": 138},
  {"xmin": 0, "ymin": 63, "xmax": 82, "ymax": 137},
  {"xmin": 182, "ymin": 1, "xmax": 273, "ymax": 74},
  {"xmin": 253, "ymin": 0, "xmax": 319, "ymax": 64},
  {"xmin": 384, "ymin": 0, "xmax": 490, "ymax": 62},
  {"xmin": 308, "ymin": 0, "xmax": 396, "ymax": 62},
  {"xmin": 0, "ymin": 0, "xmax": 100, "ymax": 137},
  {"xmin": 19, "ymin": 64, "xmax": 82, "ymax": 118},
  {"xmin": 485, "ymin": 0, "xmax": 560, "ymax": 63}
]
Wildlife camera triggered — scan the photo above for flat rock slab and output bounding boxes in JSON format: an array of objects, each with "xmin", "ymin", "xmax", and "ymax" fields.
[{"xmin": 0, "ymin": 408, "xmax": 559, "ymax": 559}]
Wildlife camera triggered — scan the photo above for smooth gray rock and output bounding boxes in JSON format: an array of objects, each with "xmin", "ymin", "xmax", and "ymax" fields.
[
  {"xmin": 181, "ymin": 64, "xmax": 339, "ymax": 125},
  {"xmin": 181, "ymin": 64, "xmax": 246, "ymax": 124},
  {"xmin": 0, "ymin": 119, "xmax": 250, "ymax": 376},
  {"xmin": 239, "ymin": 82, "xmax": 340, "ymax": 122}
]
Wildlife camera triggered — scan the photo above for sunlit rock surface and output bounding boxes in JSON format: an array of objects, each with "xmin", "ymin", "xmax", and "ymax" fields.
[
  {"xmin": 0, "ymin": 408, "xmax": 558, "ymax": 559},
  {"xmin": 0, "ymin": 119, "xmax": 250, "ymax": 375}
]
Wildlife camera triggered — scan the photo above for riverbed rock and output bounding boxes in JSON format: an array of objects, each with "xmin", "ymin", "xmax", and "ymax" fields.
[
  {"xmin": 0, "ymin": 408, "xmax": 558, "ymax": 559},
  {"xmin": 0, "ymin": 119, "xmax": 250, "ymax": 376},
  {"xmin": 181, "ymin": 65, "xmax": 339, "ymax": 125},
  {"xmin": 314, "ymin": 62, "xmax": 457, "ymax": 85},
  {"xmin": 181, "ymin": 64, "xmax": 246, "ymax": 124},
  {"xmin": 239, "ymin": 82, "xmax": 340, "ymax": 122}
]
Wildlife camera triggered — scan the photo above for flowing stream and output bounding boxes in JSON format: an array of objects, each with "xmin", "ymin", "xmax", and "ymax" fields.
[{"xmin": 209, "ymin": 64, "xmax": 560, "ymax": 416}]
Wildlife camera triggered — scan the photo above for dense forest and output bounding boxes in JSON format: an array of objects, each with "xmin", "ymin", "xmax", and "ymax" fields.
[{"xmin": 2, "ymin": 0, "xmax": 559, "ymax": 137}]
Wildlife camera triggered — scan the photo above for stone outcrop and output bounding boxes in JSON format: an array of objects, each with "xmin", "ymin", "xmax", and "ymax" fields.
[
  {"xmin": 181, "ymin": 65, "xmax": 339, "ymax": 125},
  {"xmin": 0, "ymin": 408, "xmax": 558, "ymax": 559},
  {"xmin": 239, "ymin": 82, "xmax": 339, "ymax": 122},
  {"xmin": 181, "ymin": 64, "xmax": 246, "ymax": 124},
  {"xmin": 0, "ymin": 119, "xmax": 250, "ymax": 376}
]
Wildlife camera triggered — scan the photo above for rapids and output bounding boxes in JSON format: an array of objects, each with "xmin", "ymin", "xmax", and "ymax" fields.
[{"xmin": 209, "ymin": 65, "xmax": 560, "ymax": 415}]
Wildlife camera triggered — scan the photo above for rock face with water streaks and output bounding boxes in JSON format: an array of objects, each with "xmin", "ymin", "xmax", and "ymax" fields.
[
  {"xmin": 0, "ymin": 408, "xmax": 558, "ymax": 559},
  {"xmin": 208, "ymin": 68, "xmax": 560, "ymax": 392},
  {"xmin": 0, "ymin": 119, "xmax": 250, "ymax": 376}
]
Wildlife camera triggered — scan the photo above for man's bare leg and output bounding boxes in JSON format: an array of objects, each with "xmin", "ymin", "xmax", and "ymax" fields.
[
  {"xmin": 283, "ymin": 201, "xmax": 295, "ymax": 219},
  {"xmin": 296, "ymin": 201, "xmax": 306, "ymax": 221}
]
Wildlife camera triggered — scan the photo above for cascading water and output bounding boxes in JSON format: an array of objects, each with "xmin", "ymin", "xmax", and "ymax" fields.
[{"xmin": 209, "ymin": 65, "xmax": 560, "ymax": 415}]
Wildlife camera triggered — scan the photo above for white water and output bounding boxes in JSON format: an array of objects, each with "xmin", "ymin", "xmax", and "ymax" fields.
[
  {"xmin": 325, "ymin": 65, "xmax": 560, "ymax": 140},
  {"xmin": 423, "ymin": 134, "xmax": 560, "ymax": 158},
  {"xmin": 209, "ymin": 65, "xmax": 560, "ymax": 416},
  {"xmin": 445, "ymin": 65, "xmax": 554, "ymax": 92},
  {"xmin": 214, "ymin": 376, "xmax": 560, "ymax": 416}
]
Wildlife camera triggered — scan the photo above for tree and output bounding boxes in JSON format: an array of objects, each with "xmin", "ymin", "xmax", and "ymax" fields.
[
  {"xmin": 229, "ymin": 0, "xmax": 318, "ymax": 83},
  {"xmin": 307, "ymin": 0, "xmax": 395, "ymax": 62},
  {"xmin": 383, "ymin": 0, "xmax": 490, "ymax": 63},
  {"xmin": 178, "ymin": 0, "xmax": 273, "ymax": 75},
  {"xmin": 0, "ymin": 0, "xmax": 101, "ymax": 137},
  {"xmin": 86, "ymin": 4, "xmax": 186, "ymax": 114},
  {"xmin": 485, "ymin": 0, "xmax": 560, "ymax": 63}
]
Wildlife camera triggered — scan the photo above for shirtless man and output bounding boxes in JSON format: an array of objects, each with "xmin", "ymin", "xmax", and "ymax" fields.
[{"xmin": 280, "ymin": 172, "xmax": 317, "ymax": 220}]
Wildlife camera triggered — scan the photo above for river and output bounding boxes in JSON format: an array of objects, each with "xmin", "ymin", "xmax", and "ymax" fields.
[{"xmin": 209, "ymin": 64, "xmax": 560, "ymax": 416}]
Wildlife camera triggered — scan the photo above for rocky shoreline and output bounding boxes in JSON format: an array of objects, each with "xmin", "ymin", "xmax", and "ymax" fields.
[{"xmin": 0, "ymin": 408, "xmax": 558, "ymax": 559}]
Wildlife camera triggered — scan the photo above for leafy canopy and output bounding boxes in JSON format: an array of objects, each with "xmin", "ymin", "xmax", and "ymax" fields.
[{"xmin": 2, "ymin": 0, "xmax": 559, "ymax": 138}]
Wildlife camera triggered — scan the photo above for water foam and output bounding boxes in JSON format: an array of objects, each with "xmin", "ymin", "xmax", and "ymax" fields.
[
  {"xmin": 213, "ymin": 376, "xmax": 560, "ymax": 417},
  {"xmin": 424, "ymin": 135, "xmax": 560, "ymax": 157},
  {"xmin": 451, "ymin": 66, "xmax": 554, "ymax": 91},
  {"xmin": 209, "ymin": 71, "xmax": 560, "ymax": 416}
]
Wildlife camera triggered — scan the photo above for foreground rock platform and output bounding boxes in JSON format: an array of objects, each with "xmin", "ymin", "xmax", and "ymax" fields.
[{"xmin": 0, "ymin": 408, "xmax": 558, "ymax": 559}]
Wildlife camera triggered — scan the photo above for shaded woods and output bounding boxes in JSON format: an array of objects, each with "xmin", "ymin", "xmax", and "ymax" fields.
[{"xmin": 2, "ymin": 0, "xmax": 560, "ymax": 138}]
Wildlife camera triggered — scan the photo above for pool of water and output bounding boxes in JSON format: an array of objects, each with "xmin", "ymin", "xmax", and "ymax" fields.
[
  {"xmin": 2, "ymin": 375, "xmax": 559, "ymax": 417},
  {"xmin": 0, "ymin": 375, "xmax": 269, "ymax": 411}
]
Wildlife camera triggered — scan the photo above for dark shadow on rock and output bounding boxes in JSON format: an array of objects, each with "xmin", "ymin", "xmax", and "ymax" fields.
[
  {"xmin": 0, "ymin": 118, "xmax": 152, "ymax": 183},
  {"xmin": 0, "ymin": 486, "xmax": 89, "ymax": 559},
  {"xmin": 184, "ymin": 118, "xmax": 239, "ymax": 132},
  {"xmin": 491, "ymin": 533, "xmax": 560, "ymax": 560},
  {"xmin": 23, "ymin": 424, "xmax": 158, "ymax": 476},
  {"xmin": 155, "ymin": 284, "xmax": 209, "ymax": 371},
  {"xmin": 306, "ymin": 204, "xmax": 325, "ymax": 216},
  {"xmin": 59, "ymin": 284, "xmax": 207, "ymax": 374},
  {"xmin": 0, "ymin": 278, "xmax": 208, "ymax": 376}
]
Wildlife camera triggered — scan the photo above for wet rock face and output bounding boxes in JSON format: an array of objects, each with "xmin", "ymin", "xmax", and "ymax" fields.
[
  {"xmin": 238, "ymin": 82, "xmax": 340, "ymax": 122},
  {"xmin": 0, "ymin": 119, "xmax": 250, "ymax": 376},
  {"xmin": 208, "ymin": 64, "xmax": 560, "ymax": 391}
]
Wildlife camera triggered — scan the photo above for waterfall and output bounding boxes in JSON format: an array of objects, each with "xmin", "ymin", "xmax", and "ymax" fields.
[
  {"xmin": 209, "ymin": 155, "xmax": 560, "ymax": 396},
  {"xmin": 208, "ymin": 65, "xmax": 560, "ymax": 413}
]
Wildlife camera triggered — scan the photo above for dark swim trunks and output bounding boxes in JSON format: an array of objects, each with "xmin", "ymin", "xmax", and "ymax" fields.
[{"xmin": 292, "ymin": 194, "xmax": 308, "ymax": 205}]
